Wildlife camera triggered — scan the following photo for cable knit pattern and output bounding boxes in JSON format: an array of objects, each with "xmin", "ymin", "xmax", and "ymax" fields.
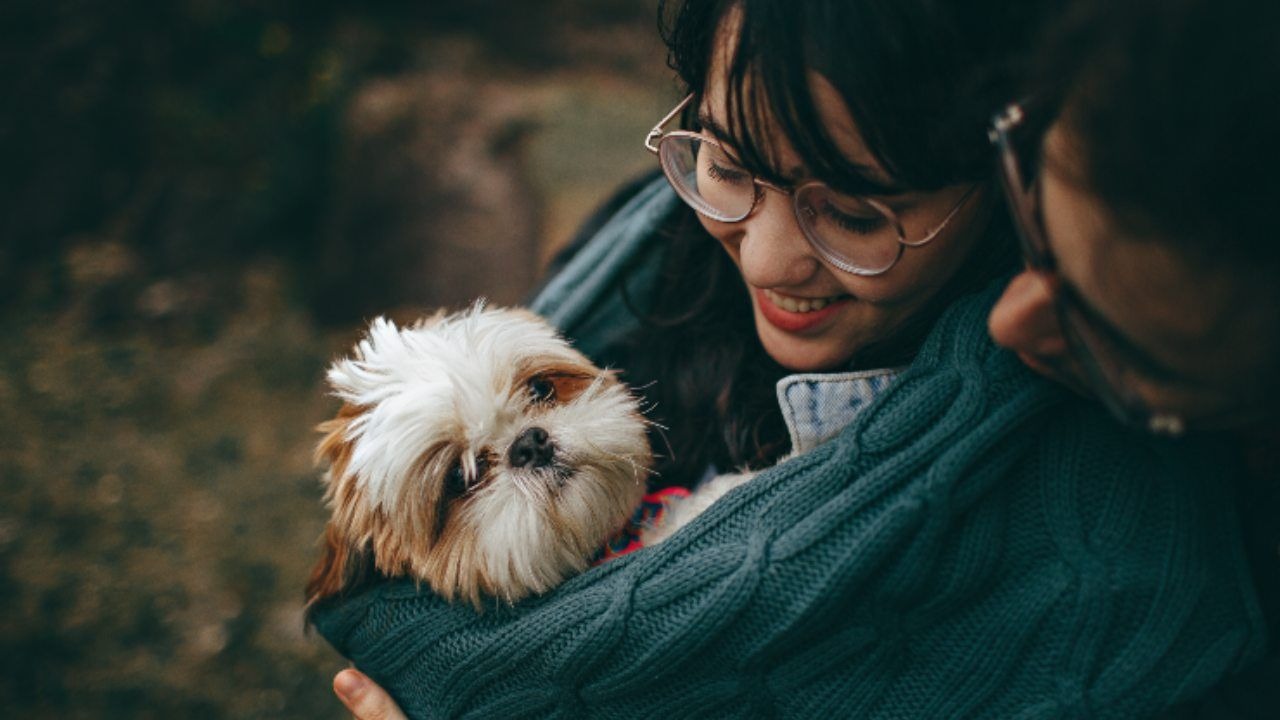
[{"xmin": 311, "ymin": 181, "xmax": 1265, "ymax": 718}]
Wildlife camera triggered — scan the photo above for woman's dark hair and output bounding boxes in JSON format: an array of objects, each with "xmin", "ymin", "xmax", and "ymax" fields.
[
  {"xmin": 615, "ymin": 0, "xmax": 1054, "ymax": 488},
  {"xmin": 663, "ymin": 0, "xmax": 1055, "ymax": 192},
  {"xmin": 1037, "ymin": 0, "xmax": 1280, "ymax": 272}
]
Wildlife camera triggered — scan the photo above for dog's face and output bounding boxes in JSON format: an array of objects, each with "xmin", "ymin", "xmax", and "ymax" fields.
[{"xmin": 307, "ymin": 306, "xmax": 649, "ymax": 608}]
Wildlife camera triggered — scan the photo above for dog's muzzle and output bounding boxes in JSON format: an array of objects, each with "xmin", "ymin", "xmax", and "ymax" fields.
[{"xmin": 509, "ymin": 426, "xmax": 555, "ymax": 469}]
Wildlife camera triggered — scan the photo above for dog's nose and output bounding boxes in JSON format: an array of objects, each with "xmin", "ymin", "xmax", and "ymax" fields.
[{"xmin": 509, "ymin": 426, "xmax": 554, "ymax": 469}]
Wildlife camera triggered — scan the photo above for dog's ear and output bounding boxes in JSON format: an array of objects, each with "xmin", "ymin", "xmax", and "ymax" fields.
[
  {"xmin": 315, "ymin": 402, "xmax": 362, "ymax": 468},
  {"xmin": 305, "ymin": 522, "xmax": 348, "ymax": 606},
  {"xmin": 306, "ymin": 403, "xmax": 378, "ymax": 622},
  {"xmin": 304, "ymin": 523, "xmax": 375, "ymax": 614}
]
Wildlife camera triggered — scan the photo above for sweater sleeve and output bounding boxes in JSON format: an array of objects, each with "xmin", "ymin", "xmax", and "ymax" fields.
[
  {"xmin": 526, "ymin": 174, "xmax": 676, "ymax": 361},
  {"xmin": 310, "ymin": 291, "xmax": 1265, "ymax": 720}
]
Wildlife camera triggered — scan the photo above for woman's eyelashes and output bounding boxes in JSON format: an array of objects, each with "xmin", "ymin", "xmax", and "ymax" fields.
[
  {"xmin": 696, "ymin": 139, "xmax": 886, "ymax": 235},
  {"xmin": 706, "ymin": 160, "xmax": 751, "ymax": 185},
  {"xmin": 819, "ymin": 201, "xmax": 883, "ymax": 234}
]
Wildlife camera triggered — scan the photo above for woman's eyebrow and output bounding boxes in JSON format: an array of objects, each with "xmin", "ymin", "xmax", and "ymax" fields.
[
  {"xmin": 697, "ymin": 110, "xmax": 906, "ymax": 197},
  {"xmin": 696, "ymin": 112, "xmax": 734, "ymax": 144},
  {"xmin": 826, "ymin": 169, "xmax": 909, "ymax": 199}
]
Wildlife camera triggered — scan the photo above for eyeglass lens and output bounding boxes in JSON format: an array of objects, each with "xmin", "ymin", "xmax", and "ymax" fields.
[
  {"xmin": 1056, "ymin": 298, "xmax": 1146, "ymax": 421},
  {"xmin": 659, "ymin": 136, "xmax": 754, "ymax": 221},
  {"xmin": 658, "ymin": 135, "xmax": 901, "ymax": 274}
]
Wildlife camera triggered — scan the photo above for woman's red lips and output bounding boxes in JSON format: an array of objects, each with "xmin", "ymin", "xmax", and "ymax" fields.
[{"xmin": 754, "ymin": 288, "xmax": 850, "ymax": 333}]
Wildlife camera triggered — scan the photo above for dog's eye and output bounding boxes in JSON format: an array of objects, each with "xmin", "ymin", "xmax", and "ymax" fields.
[
  {"xmin": 445, "ymin": 462, "xmax": 468, "ymax": 497},
  {"xmin": 528, "ymin": 376, "xmax": 556, "ymax": 403},
  {"xmin": 446, "ymin": 455, "xmax": 490, "ymax": 497}
]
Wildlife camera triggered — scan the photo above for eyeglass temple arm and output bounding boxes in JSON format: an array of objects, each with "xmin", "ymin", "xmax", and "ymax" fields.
[
  {"xmin": 644, "ymin": 94, "xmax": 695, "ymax": 154},
  {"xmin": 988, "ymin": 103, "xmax": 1025, "ymax": 143},
  {"xmin": 903, "ymin": 182, "xmax": 981, "ymax": 248}
]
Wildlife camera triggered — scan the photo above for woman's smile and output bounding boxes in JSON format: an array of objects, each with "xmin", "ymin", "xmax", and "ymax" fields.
[
  {"xmin": 755, "ymin": 287, "xmax": 852, "ymax": 333},
  {"xmin": 693, "ymin": 49, "xmax": 992, "ymax": 373}
]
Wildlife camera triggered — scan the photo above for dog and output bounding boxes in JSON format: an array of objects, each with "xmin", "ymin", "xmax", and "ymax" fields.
[{"xmin": 305, "ymin": 305, "xmax": 654, "ymax": 610}]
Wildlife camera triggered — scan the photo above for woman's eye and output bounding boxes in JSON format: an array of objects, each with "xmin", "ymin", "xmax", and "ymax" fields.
[
  {"xmin": 528, "ymin": 376, "xmax": 556, "ymax": 403},
  {"xmin": 819, "ymin": 201, "xmax": 883, "ymax": 235},
  {"xmin": 705, "ymin": 160, "xmax": 750, "ymax": 185},
  {"xmin": 699, "ymin": 144, "xmax": 751, "ymax": 185}
]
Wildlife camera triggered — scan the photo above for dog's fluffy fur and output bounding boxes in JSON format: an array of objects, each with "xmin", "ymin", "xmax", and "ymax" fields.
[{"xmin": 306, "ymin": 305, "xmax": 651, "ymax": 609}]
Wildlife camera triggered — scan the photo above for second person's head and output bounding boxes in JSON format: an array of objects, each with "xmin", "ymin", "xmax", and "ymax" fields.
[{"xmin": 987, "ymin": 0, "xmax": 1280, "ymax": 434}]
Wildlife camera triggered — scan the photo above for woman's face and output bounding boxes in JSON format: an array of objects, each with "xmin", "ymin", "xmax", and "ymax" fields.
[
  {"xmin": 696, "ymin": 50, "xmax": 991, "ymax": 372},
  {"xmin": 988, "ymin": 122, "xmax": 1275, "ymax": 428}
]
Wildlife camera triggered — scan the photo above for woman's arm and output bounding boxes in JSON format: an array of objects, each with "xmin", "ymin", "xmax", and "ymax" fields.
[{"xmin": 311, "ymin": 294, "xmax": 1264, "ymax": 718}]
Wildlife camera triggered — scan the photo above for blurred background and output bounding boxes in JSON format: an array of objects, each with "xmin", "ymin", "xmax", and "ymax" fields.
[{"xmin": 0, "ymin": 1, "xmax": 674, "ymax": 716}]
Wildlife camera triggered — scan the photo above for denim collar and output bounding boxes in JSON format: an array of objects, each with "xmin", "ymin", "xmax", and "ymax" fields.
[{"xmin": 776, "ymin": 368, "xmax": 903, "ymax": 455}]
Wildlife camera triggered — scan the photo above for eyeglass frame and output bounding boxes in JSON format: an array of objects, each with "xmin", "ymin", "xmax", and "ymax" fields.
[
  {"xmin": 988, "ymin": 101, "xmax": 1190, "ymax": 436},
  {"xmin": 645, "ymin": 93, "xmax": 978, "ymax": 277}
]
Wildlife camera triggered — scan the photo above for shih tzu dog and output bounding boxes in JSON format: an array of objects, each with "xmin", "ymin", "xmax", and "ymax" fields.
[{"xmin": 305, "ymin": 305, "xmax": 654, "ymax": 610}]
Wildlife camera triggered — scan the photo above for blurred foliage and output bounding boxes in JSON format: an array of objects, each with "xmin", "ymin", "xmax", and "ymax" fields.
[
  {"xmin": 0, "ymin": 258, "xmax": 345, "ymax": 716},
  {"xmin": 0, "ymin": 1, "xmax": 663, "ymax": 717},
  {"xmin": 0, "ymin": 0, "xmax": 657, "ymax": 314}
]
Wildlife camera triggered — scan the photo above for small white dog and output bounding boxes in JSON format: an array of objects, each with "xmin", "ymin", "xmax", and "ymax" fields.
[{"xmin": 306, "ymin": 305, "xmax": 656, "ymax": 609}]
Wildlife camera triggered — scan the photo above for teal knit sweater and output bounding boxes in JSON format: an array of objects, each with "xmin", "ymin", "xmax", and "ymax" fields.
[{"xmin": 312, "ymin": 181, "xmax": 1265, "ymax": 719}]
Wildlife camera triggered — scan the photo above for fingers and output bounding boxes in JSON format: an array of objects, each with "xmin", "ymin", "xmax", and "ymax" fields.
[{"xmin": 333, "ymin": 668, "xmax": 408, "ymax": 720}]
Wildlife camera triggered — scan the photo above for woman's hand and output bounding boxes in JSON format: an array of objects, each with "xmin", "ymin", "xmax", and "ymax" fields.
[{"xmin": 333, "ymin": 668, "xmax": 407, "ymax": 720}]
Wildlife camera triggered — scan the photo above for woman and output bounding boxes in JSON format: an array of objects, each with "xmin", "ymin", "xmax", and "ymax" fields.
[
  {"xmin": 542, "ymin": 0, "xmax": 1027, "ymax": 493},
  {"xmin": 985, "ymin": 0, "xmax": 1278, "ymax": 715},
  {"xmin": 317, "ymin": 1, "xmax": 1263, "ymax": 717}
]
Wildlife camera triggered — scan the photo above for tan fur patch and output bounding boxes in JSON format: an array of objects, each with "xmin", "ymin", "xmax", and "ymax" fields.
[{"xmin": 516, "ymin": 359, "xmax": 610, "ymax": 405}]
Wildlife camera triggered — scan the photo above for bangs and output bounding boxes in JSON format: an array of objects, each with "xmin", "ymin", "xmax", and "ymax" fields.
[
  {"xmin": 720, "ymin": 45, "xmax": 905, "ymax": 197},
  {"xmin": 661, "ymin": 0, "xmax": 1019, "ymax": 194},
  {"xmin": 705, "ymin": 0, "xmax": 906, "ymax": 196}
]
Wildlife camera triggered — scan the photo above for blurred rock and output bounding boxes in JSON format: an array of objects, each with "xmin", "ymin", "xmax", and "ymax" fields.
[
  {"xmin": 0, "ymin": 3, "xmax": 670, "ymax": 717},
  {"xmin": 310, "ymin": 69, "xmax": 544, "ymax": 324}
]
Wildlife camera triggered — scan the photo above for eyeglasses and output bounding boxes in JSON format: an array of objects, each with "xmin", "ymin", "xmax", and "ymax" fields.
[
  {"xmin": 988, "ymin": 101, "xmax": 1190, "ymax": 436},
  {"xmin": 645, "ymin": 94, "xmax": 977, "ymax": 277}
]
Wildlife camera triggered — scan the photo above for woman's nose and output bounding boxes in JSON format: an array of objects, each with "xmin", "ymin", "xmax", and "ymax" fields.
[
  {"xmin": 734, "ymin": 190, "xmax": 820, "ymax": 287},
  {"xmin": 988, "ymin": 270, "xmax": 1068, "ymax": 357}
]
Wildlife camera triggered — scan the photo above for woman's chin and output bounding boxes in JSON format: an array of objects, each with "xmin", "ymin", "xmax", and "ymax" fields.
[
  {"xmin": 748, "ymin": 290, "xmax": 864, "ymax": 371},
  {"xmin": 755, "ymin": 318, "xmax": 858, "ymax": 372}
]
